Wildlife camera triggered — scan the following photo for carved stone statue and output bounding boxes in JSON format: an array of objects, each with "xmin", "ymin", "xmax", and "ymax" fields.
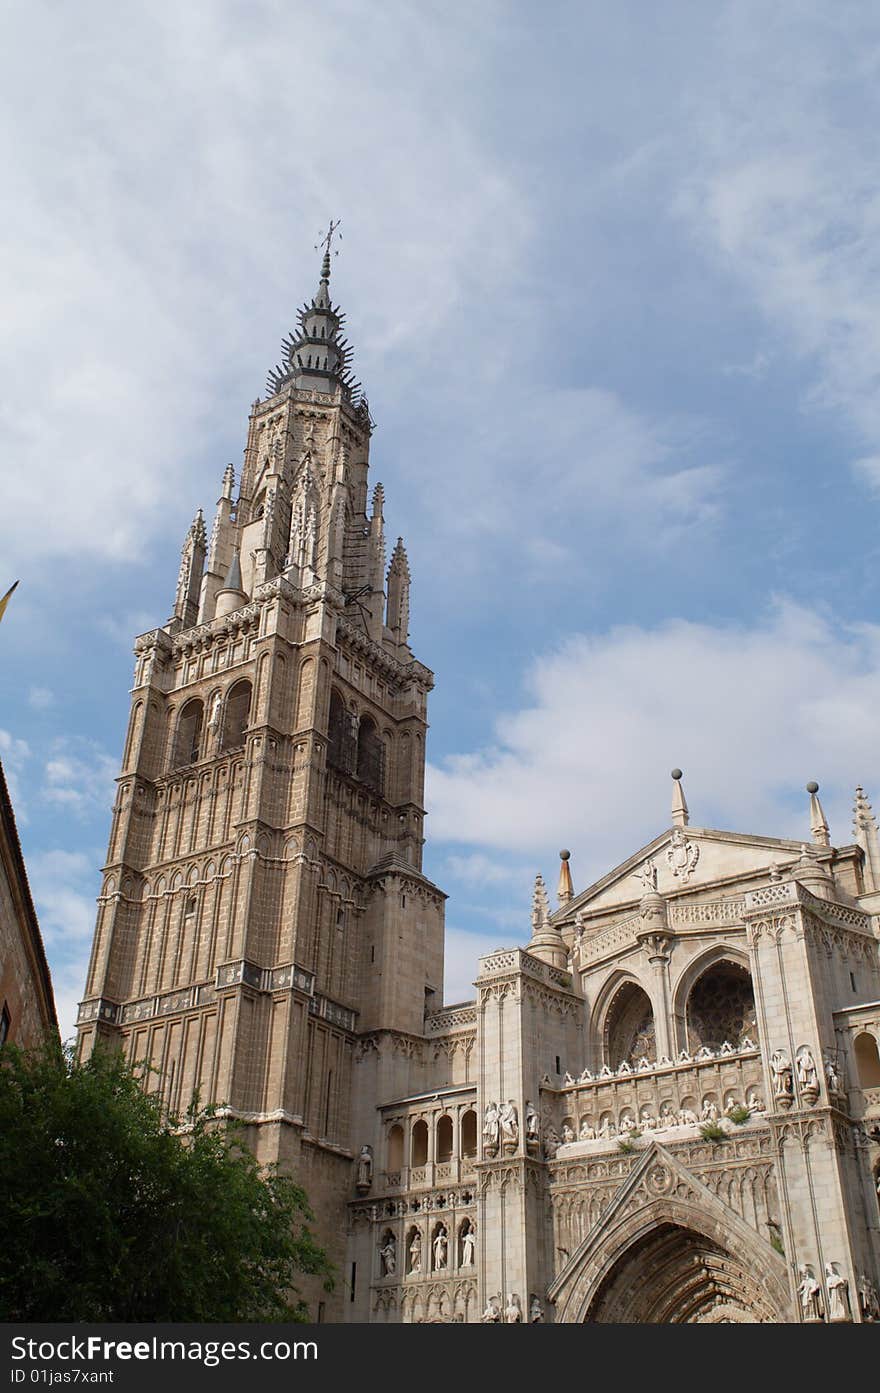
[
  {"xmin": 525, "ymin": 1099, "xmax": 540, "ymax": 1144},
  {"xmin": 461, "ymin": 1222, "xmax": 476, "ymax": 1268},
  {"xmin": 529, "ymin": 1296, "xmax": 544, "ymax": 1322},
  {"xmin": 561, "ymin": 1123, "xmax": 575, "ymax": 1144},
  {"xmin": 409, "ymin": 1230, "xmax": 422, "ymax": 1274},
  {"xmin": 771, "ymin": 1050, "xmax": 794, "ymax": 1105},
  {"xmin": 499, "ymin": 1099, "xmax": 519, "ymax": 1150},
  {"xmin": 823, "ymin": 1054, "xmax": 841, "ymax": 1093},
  {"xmin": 796, "ymin": 1046, "xmax": 819, "ymax": 1097},
  {"xmin": 797, "ymin": 1264, "xmax": 823, "ymax": 1321},
  {"xmin": 379, "ymin": 1234, "xmax": 396, "ymax": 1276},
  {"xmin": 433, "ymin": 1225, "xmax": 448, "ymax": 1271},
  {"xmin": 481, "ymin": 1295, "xmax": 501, "ymax": 1323},
  {"xmin": 746, "ymin": 1089, "xmax": 765, "ymax": 1113},
  {"xmin": 635, "ymin": 860, "xmax": 658, "ymax": 891},
  {"xmin": 207, "ymin": 691, "xmax": 222, "ymax": 735},
  {"xmin": 544, "ymin": 1127, "xmax": 560, "ymax": 1159},
  {"xmin": 858, "ymin": 1272, "xmax": 880, "ymax": 1320},
  {"xmin": 504, "ymin": 1292, "xmax": 523, "ymax": 1323},
  {"xmin": 825, "ymin": 1262, "xmax": 851, "ymax": 1321},
  {"xmin": 579, "ymin": 1119, "xmax": 596, "ymax": 1140},
  {"xmin": 356, "ymin": 1144, "xmax": 373, "ymax": 1193},
  {"xmin": 483, "ymin": 1101, "xmax": 500, "ymax": 1155}
]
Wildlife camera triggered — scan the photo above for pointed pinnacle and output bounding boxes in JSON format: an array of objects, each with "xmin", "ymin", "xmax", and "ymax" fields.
[
  {"xmin": 671, "ymin": 769, "xmax": 689, "ymax": 827},
  {"xmin": 557, "ymin": 849, "xmax": 573, "ymax": 905},
  {"xmin": 806, "ymin": 781, "xmax": 830, "ymax": 847},
  {"xmin": 531, "ymin": 873, "xmax": 551, "ymax": 935}
]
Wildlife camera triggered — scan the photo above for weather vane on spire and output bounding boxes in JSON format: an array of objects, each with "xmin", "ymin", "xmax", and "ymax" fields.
[{"xmin": 315, "ymin": 218, "xmax": 342, "ymax": 260}]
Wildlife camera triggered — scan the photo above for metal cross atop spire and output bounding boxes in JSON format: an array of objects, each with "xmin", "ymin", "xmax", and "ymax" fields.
[{"xmin": 315, "ymin": 219, "xmax": 342, "ymax": 274}]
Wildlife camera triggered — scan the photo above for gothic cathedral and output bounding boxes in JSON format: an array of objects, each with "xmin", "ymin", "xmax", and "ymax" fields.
[{"xmin": 78, "ymin": 249, "xmax": 880, "ymax": 1324}]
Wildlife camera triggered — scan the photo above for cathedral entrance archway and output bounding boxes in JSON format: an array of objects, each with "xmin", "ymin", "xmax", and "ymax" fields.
[{"xmin": 584, "ymin": 1221, "xmax": 776, "ymax": 1323}]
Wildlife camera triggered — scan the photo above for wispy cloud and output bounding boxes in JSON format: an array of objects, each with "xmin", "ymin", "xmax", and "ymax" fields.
[
  {"xmin": 427, "ymin": 599, "xmax": 880, "ymax": 876},
  {"xmin": 43, "ymin": 738, "xmax": 117, "ymax": 819}
]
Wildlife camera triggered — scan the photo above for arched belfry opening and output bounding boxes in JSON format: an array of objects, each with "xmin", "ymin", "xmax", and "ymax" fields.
[
  {"xmin": 172, "ymin": 698, "xmax": 203, "ymax": 768},
  {"xmin": 220, "ymin": 679, "xmax": 251, "ymax": 752},
  {"xmin": 356, "ymin": 715, "xmax": 384, "ymax": 795},
  {"xmin": 584, "ymin": 1222, "xmax": 778, "ymax": 1323},
  {"xmin": 686, "ymin": 959, "xmax": 756, "ymax": 1052},
  {"xmin": 604, "ymin": 981, "xmax": 655, "ymax": 1068},
  {"xmin": 854, "ymin": 1031, "xmax": 880, "ymax": 1088}
]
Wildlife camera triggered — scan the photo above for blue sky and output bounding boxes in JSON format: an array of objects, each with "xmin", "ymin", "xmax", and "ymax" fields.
[{"xmin": 3, "ymin": 2, "xmax": 880, "ymax": 1038}]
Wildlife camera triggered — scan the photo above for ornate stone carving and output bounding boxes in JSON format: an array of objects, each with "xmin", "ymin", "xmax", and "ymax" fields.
[
  {"xmin": 666, "ymin": 827, "xmax": 699, "ymax": 882},
  {"xmin": 504, "ymin": 1292, "xmax": 523, "ymax": 1323}
]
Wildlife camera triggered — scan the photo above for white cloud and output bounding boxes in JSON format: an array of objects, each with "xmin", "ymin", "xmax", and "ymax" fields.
[
  {"xmin": 443, "ymin": 926, "xmax": 525, "ymax": 1006},
  {"xmin": 42, "ymin": 739, "xmax": 117, "ymax": 819},
  {"xmin": 0, "ymin": 1, "xmax": 530, "ymax": 572},
  {"xmin": 426, "ymin": 599, "xmax": 880, "ymax": 881},
  {"xmin": 27, "ymin": 686, "xmax": 54, "ymax": 710},
  {"xmin": 677, "ymin": 7, "xmax": 880, "ymax": 466},
  {"xmin": 0, "ymin": 728, "xmax": 31, "ymax": 814}
]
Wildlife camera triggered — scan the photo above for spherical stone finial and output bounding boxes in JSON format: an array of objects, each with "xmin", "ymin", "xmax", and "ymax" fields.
[
  {"xmin": 559, "ymin": 848, "xmax": 571, "ymax": 861},
  {"xmin": 806, "ymin": 781, "xmax": 819, "ymax": 794},
  {"xmin": 671, "ymin": 768, "xmax": 683, "ymax": 781}
]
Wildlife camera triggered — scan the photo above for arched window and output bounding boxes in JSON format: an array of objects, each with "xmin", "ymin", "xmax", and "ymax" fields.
[
  {"xmin": 172, "ymin": 699, "xmax": 203, "ymax": 768},
  {"xmin": 357, "ymin": 715, "xmax": 384, "ymax": 795},
  {"xmin": 436, "ymin": 1115, "xmax": 454, "ymax": 1163},
  {"xmin": 411, "ymin": 1119, "xmax": 428, "ymax": 1168},
  {"xmin": 387, "ymin": 1124, "xmax": 404, "ymax": 1172},
  {"xmin": 327, "ymin": 690, "xmax": 355, "ymax": 774},
  {"xmin": 854, "ymin": 1032, "xmax": 880, "ymax": 1088},
  {"xmin": 686, "ymin": 961, "xmax": 756, "ymax": 1052},
  {"xmin": 220, "ymin": 680, "xmax": 251, "ymax": 752},
  {"xmin": 460, "ymin": 1109, "xmax": 477, "ymax": 1158},
  {"xmin": 604, "ymin": 981, "xmax": 655, "ymax": 1068}
]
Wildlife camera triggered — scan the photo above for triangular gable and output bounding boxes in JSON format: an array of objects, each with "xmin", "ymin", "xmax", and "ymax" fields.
[{"xmin": 553, "ymin": 826, "xmax": 815, "ymax": 923}]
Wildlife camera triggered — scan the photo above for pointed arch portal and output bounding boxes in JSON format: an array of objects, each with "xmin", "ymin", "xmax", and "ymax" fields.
[{"xmin": 549, "ymin": 1145, "xmax": 792, "ymax": 1324}]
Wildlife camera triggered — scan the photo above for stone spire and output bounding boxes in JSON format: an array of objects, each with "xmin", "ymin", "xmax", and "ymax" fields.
[
  {"xmin": 265, "ymin": 228, "xmax": 361, "ymax": 402},
  {"xmin": 528, "ymin": 873, "xmax": 567, "ymax": 969},
  {"xmin": 671, "ymin": 768, "xmax": 689, "ymax": 827},
  {"xmin": 386, "ymin": 538, "xmax": 411, "ymax": 649},
  {"xmin": 853, "ymin": 785, "xmax": 880, "ymax": 891},
  {"xmin": 557, "ymin": 849, "xmax": 573, "ymax": 905},
  {"xmin": 171, "ymin": 508, "xmax": 206, "ymax": 629},
  {"xmin": 199, "ymin": 464, "xmax": 238, "ymax": 623},
  {"xmin": 214, "ymin": 540, "xmax": 247, "ymax": 618},
  {"xmin": 806, "ymin": 781, "xmax": 830, "ymax": 847}
]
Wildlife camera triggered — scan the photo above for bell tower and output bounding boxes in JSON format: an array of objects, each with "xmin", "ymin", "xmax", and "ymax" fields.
[{"xmin": 77, "ymin": 232, "xmax": 447, "ymax": 1314}]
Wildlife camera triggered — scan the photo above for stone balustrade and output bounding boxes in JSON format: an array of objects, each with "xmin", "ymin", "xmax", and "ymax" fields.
[{"xmin": 544, "ymin": 1045, "xmax": 765, "ymax": 1153}]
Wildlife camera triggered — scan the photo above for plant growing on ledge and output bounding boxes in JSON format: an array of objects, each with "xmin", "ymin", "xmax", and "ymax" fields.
[
  {"xmin": 698, "ymin": 1120, "xmax": 728, "ymax": 1143},
  {"xmin": 726, "ymin": 1104, "xmax": 751, "ymax": 1126},
  {"xmin": 617, "ymin": 1129, "xmax": 641, "ymax": 1154}
]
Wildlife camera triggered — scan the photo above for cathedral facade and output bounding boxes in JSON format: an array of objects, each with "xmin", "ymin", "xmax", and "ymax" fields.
[{"xmin": 78, "ymin": 250, "xmax": 880, "ymax": 1324}]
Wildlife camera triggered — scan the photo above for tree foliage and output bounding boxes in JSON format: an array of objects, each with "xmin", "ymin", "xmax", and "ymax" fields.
[{"xmin": 0, "ymin": 1042, "xmax": 333, "ymax": 1321}]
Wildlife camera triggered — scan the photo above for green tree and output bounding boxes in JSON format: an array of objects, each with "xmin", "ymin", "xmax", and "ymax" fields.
[{"xmin": 0, "ymin": 1042, "xmax": 333, "ymax": 1321}]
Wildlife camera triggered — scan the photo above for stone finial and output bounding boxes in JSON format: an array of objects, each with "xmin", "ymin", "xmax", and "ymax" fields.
[
  {"xmin": 806, "ymin": 781, "xmax": 830, "ymax": 847},
  {"xmin": 528, "ymin": 873, "xmax": 567, "ymax": 970},
  {"xmin": 190, "ymin": 507, "xmax": 207, "ymax": 550},
  {"xmin": 853, "ymin": 785, "xmax": 880, "ymax": 892},
  {"xmin": 221, "ymin": 463, "xmax": 235, "ymax": 501},
  {"xmin": 371, "ymin": 482, "xmax": 385, "ymax": 520},
  {"xmin": 557, "ymin": 849, "xmax": 573, "ymax": 905},
  {"xmin": 671, "ymin": 769, "xmax": 689, "ymax": 827},
  {"xmin": 531, "ymin": 874, "xmax": 551, "ymax": 934}
]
